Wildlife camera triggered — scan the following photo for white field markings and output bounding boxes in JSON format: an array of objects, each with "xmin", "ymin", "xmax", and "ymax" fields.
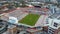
[{"xmin": 35, "ymin": 15, "xmax": 48, "ymax": 27}]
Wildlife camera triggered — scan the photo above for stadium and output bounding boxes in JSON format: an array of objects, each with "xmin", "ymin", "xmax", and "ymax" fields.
[
  {"xmin": 0, "ymin": 7, "xmax": 49, "ymax": 34},
  {"xmin": 0, "ymin": 1, "xmax": 50, "ymax": 34},
  {"xmin": 3, "ymin": 7, "xmax": 48, "ymax": 27},
  {"xmin": 0, "ymin": 0, "xmax": 60, "ymax": 34}
]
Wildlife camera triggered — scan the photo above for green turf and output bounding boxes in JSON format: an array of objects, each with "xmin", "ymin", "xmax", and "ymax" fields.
[{"xmin": 18, "ymin": 14, "xmax": 40, "ymax": 26}]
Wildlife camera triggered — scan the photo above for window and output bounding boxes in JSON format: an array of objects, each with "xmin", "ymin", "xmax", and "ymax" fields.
[{"xmin": 53, "ymin": 22, "xmax": 58, "ymax": 27}]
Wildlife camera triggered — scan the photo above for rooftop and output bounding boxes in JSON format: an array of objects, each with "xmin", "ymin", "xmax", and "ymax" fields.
[{"xmin": 48, "ymin": 13, "xmax": 60, "ymax": 19}]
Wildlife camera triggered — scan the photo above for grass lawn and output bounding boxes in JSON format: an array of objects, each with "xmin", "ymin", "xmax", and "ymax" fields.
[{"xmin": 18, "ymin": 14, "xmax": 40, "ymax": 26}]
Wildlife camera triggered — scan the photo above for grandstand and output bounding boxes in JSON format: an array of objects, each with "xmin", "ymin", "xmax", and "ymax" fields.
[{"xmin": 8, "ymin": 9, "xmax": 28, "ymax": 20}]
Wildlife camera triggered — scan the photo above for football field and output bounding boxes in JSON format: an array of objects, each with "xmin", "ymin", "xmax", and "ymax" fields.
[{"xmin": 18, "ymin": 14, "xmax": 40, "ymax": 26}]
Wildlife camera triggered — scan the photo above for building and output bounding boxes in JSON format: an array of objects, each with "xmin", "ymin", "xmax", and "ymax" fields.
[
  {"xmin": 47, "ymin": 4, "xmax": 60, "ymax": 15},
  {"xmin": 0, "ymin": 19, "xmax": 8, "ymax": 34},
  {"xmin": 46, "ymin": 13, "xmax": 60, "ymax": 34},
  {"xmin": 57, "ymin": 0, "xmax": 60, "ymax": 3}
]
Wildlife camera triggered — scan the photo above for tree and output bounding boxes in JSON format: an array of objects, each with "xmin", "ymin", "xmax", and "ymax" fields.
[
  {"xmin": 19, "ymin": 0, "xmax": 27, "ymax": 7},
  {"xmin": 14, "ymin": 2, "xmax": 20, "ymax": 7}
]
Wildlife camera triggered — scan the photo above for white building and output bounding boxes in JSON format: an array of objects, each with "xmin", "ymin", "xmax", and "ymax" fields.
[{"xmin": 45, "ymin": 13, "xmax": 60, "ymax": 34}]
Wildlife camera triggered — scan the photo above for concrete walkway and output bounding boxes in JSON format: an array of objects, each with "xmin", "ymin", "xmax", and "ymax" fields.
[{"xmin": 35, "ymin": 15, "xmax": 48, "ymax": 27}]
